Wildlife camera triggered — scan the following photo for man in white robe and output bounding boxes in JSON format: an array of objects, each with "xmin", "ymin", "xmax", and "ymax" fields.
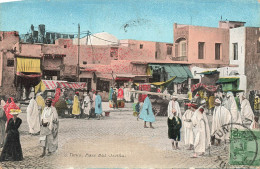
[
  {"xmin": 167, "ymin": 95, "xmax": 182, "ymax": 119},
  {"xmin": 226, "ymin": 92, "xmax": 242, "ymax": 127},
  {"xmin": 27, "ymin": 96, "xmax": 40, "ymax": 135},
  {"xmin": 123, "ymin": 86, "xmax": 131, "ymax": 102},
  {"xmin": 182, "ymin": 103, "xmax": 196, "ymax": 150},
  {"xmin": 211, "ymin": 98, "xmax": 231, "ymax": 146},
  {"xmin": 40, "ymin": 98, "xmax": 59, "ymax": 157},
  {"xmin": 192, "ymin": 101, "xmax": 210, "ymax": 158},
  {"xmin": 240, "ymin": 93, "xmax": 254, "ymax": 123},
  {"xmin": 82, "ymin": 90, "xmax": 91, "ymax": 119}
]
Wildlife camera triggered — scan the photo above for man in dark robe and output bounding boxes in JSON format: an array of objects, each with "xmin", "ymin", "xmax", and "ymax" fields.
[{"xmin": 168, "ymin": 111, "xmax": 182, "ymax": 150}]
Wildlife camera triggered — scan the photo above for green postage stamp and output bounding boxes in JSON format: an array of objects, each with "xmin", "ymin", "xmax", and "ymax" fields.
[{"xmin": 229, "ymin": 129, "xmax": 260, "ymax": 166}]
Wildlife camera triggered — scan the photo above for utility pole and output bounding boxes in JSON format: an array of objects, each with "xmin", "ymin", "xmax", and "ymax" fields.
[{"xmin": 77, "ymin": 23, "xmax": 80, "ymax": 82}]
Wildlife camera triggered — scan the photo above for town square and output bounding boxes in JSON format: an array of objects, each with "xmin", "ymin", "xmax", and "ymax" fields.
[{"xmin": 0, "ymin": 0, "xmax": 260, "ymax": 168}]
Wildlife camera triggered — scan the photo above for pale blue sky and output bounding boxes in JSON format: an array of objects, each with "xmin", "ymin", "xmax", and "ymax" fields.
[{"xmin": 0, "ymin": 0, "xmax": 259, "ymax": 43}]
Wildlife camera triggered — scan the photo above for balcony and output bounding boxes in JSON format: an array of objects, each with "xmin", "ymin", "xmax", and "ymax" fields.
[{"xmin": 171, "ymin": 56, "xmax": 188, "ymax": 61}]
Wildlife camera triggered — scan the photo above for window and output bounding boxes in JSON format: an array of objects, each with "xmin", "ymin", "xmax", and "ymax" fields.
[
  {"xmin": 7, "ymin": 59, "xmax": 14, "ymax": 67},
  {"xmin": 64, "ymin": 45, "xmax": 67, "ymax": 48},
  {"xmin": 175, "ymin": 44, "xmax": 178, "ymax": 57},
  {"xmin": 198, "ymin": 42, "xmax": 205, "ymax": 59},
  {"xmin": 180, "ymin": 42, "xmax": 186, "ymax": 56},
  {"xmin": 110, "ymin": 47, "xmax": 118, "ymax": 59},
  {"xmin": 215, "ymin": 43, "xmax": 221, "ymax": 60},
  {"xmin": 233, "ymin": 43, "xmax": 238, "ymax": 60},
  {"xmin": 167, "ymin": 45, "xmax": 172, "ymax": 55},
  {"xmin": 180, "ymin": 41, "xmax": 186, "ymax": 57},
  {"xmin": 155, "ymin": 51, "xmax": 158, "ymax": 59},
  {"xmin": 257, "ymin": 40, "xmax": 260, "ymax": 53},
  {"xmin": 140, "ymin": 44, "xmax": 143, "ymax": 49}
]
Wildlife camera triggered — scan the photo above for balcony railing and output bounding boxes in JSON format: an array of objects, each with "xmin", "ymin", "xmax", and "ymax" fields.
[{"xmin": 171, "ymin": 56, "xmax": 188, "ymax": 61}]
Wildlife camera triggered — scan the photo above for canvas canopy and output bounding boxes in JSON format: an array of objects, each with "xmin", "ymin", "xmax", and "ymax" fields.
[{"xmin": 35, "ymin": 80, "xmax": 86, "ymax": 93}]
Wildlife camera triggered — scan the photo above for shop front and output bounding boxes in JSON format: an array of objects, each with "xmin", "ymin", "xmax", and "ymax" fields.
[
  {"xmin": 15, "ymin": 56, "xmax": 42, "ymax": 100},
  {"xmin": 148, "ymin": 63, "xmax": 193, "ymax": 94}
]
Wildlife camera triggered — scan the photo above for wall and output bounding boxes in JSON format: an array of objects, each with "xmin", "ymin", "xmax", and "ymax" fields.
[
  {"xmin": 188, "ymin": 26, "xmax": 229, "ymax": 64},
  {"xmin": 0, "ymin": 32, "xmax": 19, "ymax": 98},
  {"xmin": 229, "ymin": 27, "xmax": 246, "ymax": 75},
  {"xmin": 245, "ymin": 27, "xmax": 260, "ymax": 91},
  {"xmin": 119, "ymin": 39, "xmax": 171, "ymax": 62},
  {"xmin": 18, "ymin": 44, "xmax": 42, "ymax": 57}
]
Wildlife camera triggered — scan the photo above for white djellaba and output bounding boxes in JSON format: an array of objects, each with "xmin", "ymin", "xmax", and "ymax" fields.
[{"xmin": 191, "ymin": 103, "xmax": 210, "ymax": 157}]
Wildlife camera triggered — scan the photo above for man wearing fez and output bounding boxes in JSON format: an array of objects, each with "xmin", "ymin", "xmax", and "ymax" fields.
[{"xmin": 39, "ymin": 98, "xmax": 59, "ymax": 157}]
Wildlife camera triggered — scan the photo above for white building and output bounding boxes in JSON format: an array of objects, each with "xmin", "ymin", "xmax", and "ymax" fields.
[{"xmin": 73, "ymin": 32, "xmax": 119, "ymax": 46}]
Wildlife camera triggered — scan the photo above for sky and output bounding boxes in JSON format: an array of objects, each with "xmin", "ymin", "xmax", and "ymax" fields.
[{"xmin": 0, "ymin": 0, "xmax": 259, "ymax": 43}]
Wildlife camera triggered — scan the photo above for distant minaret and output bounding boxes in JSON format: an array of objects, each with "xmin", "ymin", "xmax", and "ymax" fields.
[{"xmin": 221, "ymin": 15, "xmax": 222, "ymax": 21}]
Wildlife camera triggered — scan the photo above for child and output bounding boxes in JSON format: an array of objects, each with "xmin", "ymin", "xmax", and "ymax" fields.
[{"xmin": 133, "ymin": 101, "xmax": 140, "ymax": 120}]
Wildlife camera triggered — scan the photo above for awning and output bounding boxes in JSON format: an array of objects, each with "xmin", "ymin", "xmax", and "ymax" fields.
[
  {"xmin": 17, "ymin": 57, "xmax": 41, "ymax": 73},
  {"xmin": 198, "ymin": 70, "xmax": 219, "ymax": 75},
  {"xmin": 216, "ymin": 77, "xmax": 239, "ymax": 84},
  {"xmin": 56, "ymin": 82, "xmax": 86, "ymax": 89},
  {"xmin": 35, "ymin": 80, "xmax": 62, "ymax": 93},
  {"xmin": 115, "ymin": 77, "xmax": 132, "ymax": 81},
  {"xmin": 151, "ymin": 76, "xmax": 176, "ymax": 86},
  {"xmin": 42, "ymin": 80, "xmax": 60, "ymax": 90},
  {"xmin": 172, "ymin": 77, "xmax": 187, "ymax": 84},
  {"xmin": 35, "ymin": 80, "xmax": 86, "ymax": 93},
  {"xmin": 16, "ymin": 72, "xmax": 42, "ymax": 78},
  {"xmin": 149, "ymin": 64, "xmax": 193, "ymax": 80}
]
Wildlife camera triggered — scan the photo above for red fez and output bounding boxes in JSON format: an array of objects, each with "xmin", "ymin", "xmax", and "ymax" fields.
[{"xmin": 190, "ymin": 103, "xmax": 198, "ymax": 109}]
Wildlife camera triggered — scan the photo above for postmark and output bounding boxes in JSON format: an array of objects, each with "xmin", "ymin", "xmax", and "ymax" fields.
[{"xmin": 212, "ymin": 122, "xmax": 259, "ymax": 168}]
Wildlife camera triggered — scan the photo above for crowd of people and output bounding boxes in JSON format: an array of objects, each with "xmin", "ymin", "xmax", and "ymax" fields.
[
  {"xmin": 132, "ymin": 89, "xmax": 259, "ymax": 158},
  {"xmin": 0, "ymin": 88, "xmax": 107, "ymax": 162},
  {"xmin": 164, "ymin": 91, "xmax": 259, "ymax": 158},
  {"xmin": 0, "ymin": 86, "xmax": 259, "ymax": 162}
]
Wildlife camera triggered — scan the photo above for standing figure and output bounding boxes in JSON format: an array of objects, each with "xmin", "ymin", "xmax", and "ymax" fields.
[
  {"xmin": 208, "ymin": 94, "xmax": 215, "ymax": 115},
  {"xmin": 182, "ymin": 103, "xmax": 196, "ymax": 150},
  {"xmin": 109, "ymin": 87, "xmax": 114, "ymax": 101},
  {"xmin": 65, "ymin": 97, "xmax": 73, "ymax": 115},
  {"xmin": 135, "ymin": 101, "xmax": 140, "ymax": 121},
  {"xmin": 0, "ymin": 106, "xmax": 7, "ymax": 148},
  {"xmin": 226, "ymin": 91, "xmax": 242, "ymax": 125},
  {"xmin": 55, "ymin": 96, "xmax": 68, "ymax": 118},
  {"xmin": 82, "ymin": 90, "xmax": 91, "ymax": 119},
  {"xmin": 118, "ymin": 87, "xmax": 124, "ymax": 100},
  {"xmin": 240, "ymin": 93, "xmax": 254, "ymax": 123},
  {"xmin": 95, "ymin": 91, "xmax": 103, "ymax": 120},
  {"xmin": 192, "ymin": 103, "xmax": 210, "ymax": 158},
  {"xmin": 0, "ymin": 102, "xmax": 23, "ymax": 161},
  {"xmin": 3, "ymin": 98, "xmax": 14, "ymax": 123},
  {"xmin": 139, "ymin": 95, "xmax": 155, "ymax": 128},
  {"xmin": 92, "ymin": 90, "xmax": 96, "ymax": 108},
  {"xmin": 168, "ymin": 108, "xmax": 182, "ymax": 150},
  {"xmin": 27, "ymin": 96, "xmax": 41, "ymax": 135},
  {"xmin": 112, "ymin": 91, "xmax": 118, "ymax": 109},
  {"xmin": 211, "ymin": 98, "xmax": 231, "ymax": 146},
  {"xmin": 40, "ymin": 98, "xmax": 59, "ymax": 157},
  {"xmin": 167, "ymin": 95, "xmax": 182, "ymax": 119},
  {"xmin": 72, "ymin": 92, "xmax": 81, "ymax": 119}
]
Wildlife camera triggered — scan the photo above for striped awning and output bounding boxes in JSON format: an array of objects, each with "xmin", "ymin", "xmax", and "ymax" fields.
[
  {"xmin": 56, "ymin": 82, "xmax": 87, "ymax": 89},
  {"xmin": 42, "ymin": 80, "xmax": 60, "ymax": 90}
]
